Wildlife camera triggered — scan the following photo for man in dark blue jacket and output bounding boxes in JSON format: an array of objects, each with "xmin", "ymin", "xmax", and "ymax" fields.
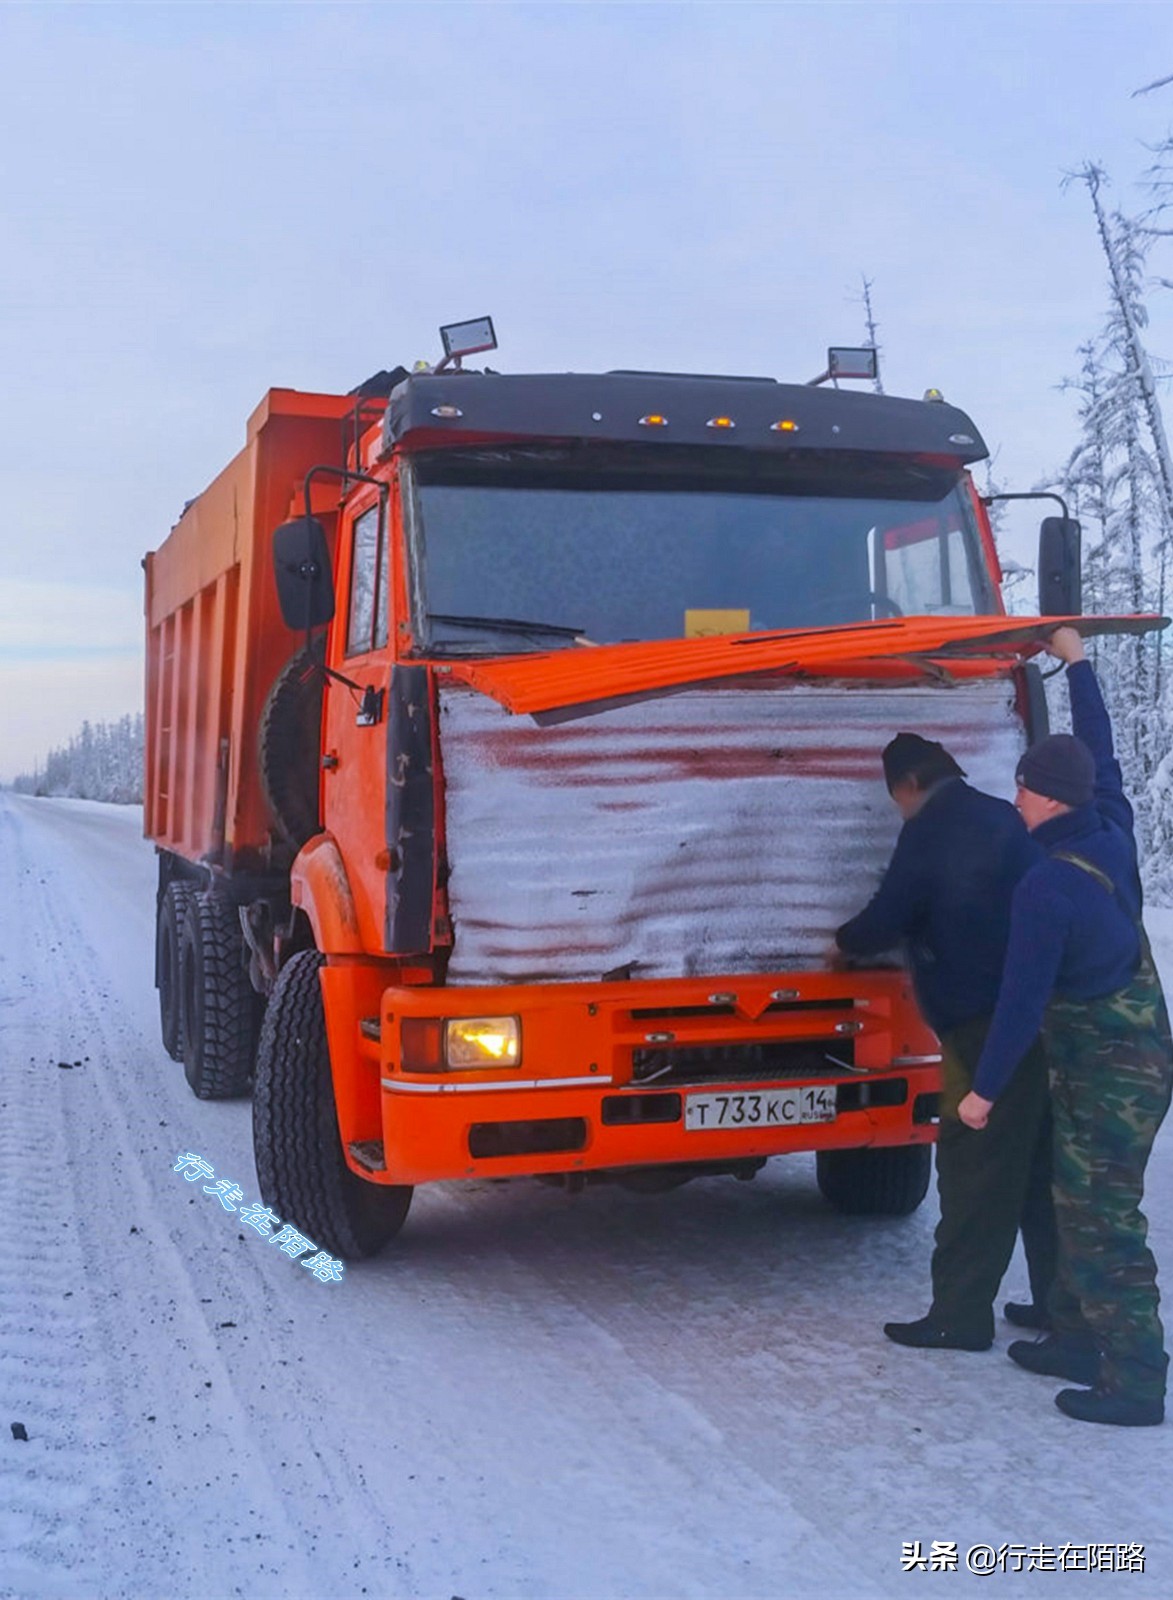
[
  {"xmin": 959, "ymin": 628, "xmax": 1172, "ymax": 1427},
  {"xmin": 835, "ymin": 732, "xmax": 1055, "ymax": 1351}
]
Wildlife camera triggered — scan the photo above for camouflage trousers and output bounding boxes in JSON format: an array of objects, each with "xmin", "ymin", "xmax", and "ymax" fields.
[{"xmin": 1044, "ymin": 949, "xmax": 1173, "ymax": 1403}]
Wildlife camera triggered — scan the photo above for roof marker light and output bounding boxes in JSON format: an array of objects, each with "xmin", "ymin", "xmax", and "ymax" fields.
[
  {"xmin": 923, "ymin": 388, "xmax": 945, "ymax": 403},
  {"xmin": 706, "ymin": 416, "xmax": 736, "ymax": 429},
  {"xmin": 771, "ymin": 419, "xmax": 800, "ymax": 433},
  {"xmin": 638, "ymin": 413, "xmax": 668, "ymax": 427},
  {"xmin": 430, "ymin": 404, "xmax": 464, "ymax": 419}
]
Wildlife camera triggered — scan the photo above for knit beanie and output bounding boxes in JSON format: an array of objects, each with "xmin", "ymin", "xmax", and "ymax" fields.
[
  {"xmin": 882, "ymin": 732, "xmax": 965, "ymax": 792},
  {"xmin": 1015, "ymin": 734, "xmax": 1095, "ymax": 808}
]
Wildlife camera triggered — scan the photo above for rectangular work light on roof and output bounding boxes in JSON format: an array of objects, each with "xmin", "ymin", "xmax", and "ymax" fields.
[{"xmin": 439, "ymin": 317, "xmax": 497, "ymax": 360}]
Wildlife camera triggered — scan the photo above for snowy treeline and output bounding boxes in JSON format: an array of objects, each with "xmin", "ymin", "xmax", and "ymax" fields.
[
  {"xmin": 11, "ymin": 714, "xmax": 144, "ymax": 804},
  {"xmin": 1036, "ymin": 149, "xmax": 1173, "ymax": 900}
]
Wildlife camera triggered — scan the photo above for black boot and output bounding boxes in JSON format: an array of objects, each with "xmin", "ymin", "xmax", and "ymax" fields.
[
  {"xmin": 884, "ymin": 1316, "xmax": 991, "ymax": 1352},
  {"xmin": 1007, "ymin": 1334, "xmax": 1100, "ymax": 1386},
  {"xmin": 1004, "ymin": 1301, "xmax": 1051, "ymax": 1331},
  {"xmin": 1055, "ymin": 1387, "xmax": 1164, "ymax": 1427}
]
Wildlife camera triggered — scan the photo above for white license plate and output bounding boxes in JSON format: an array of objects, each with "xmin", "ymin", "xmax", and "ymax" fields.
[{"xmin": 684, "ymin": 1086, "xmax": 838, "ymax": 1131}]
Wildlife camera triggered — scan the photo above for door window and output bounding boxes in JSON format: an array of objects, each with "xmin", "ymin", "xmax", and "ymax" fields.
[{"xmin": 346, "ymin": 504, "xmax": 389, "ymax": 655}]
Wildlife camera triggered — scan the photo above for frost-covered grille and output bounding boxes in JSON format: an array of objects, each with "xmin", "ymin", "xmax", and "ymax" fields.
[{"xmin": 438, "ymin": 677, "xmax": 1024, "ymax": 985}]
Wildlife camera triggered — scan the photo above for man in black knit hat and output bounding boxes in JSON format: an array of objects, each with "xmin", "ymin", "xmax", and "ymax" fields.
[
  {"xmin": 959, "ymin": 627, "xmax": 1172, "ymax": 1426},
  {"xmin": 833, "ymin": 728, "xmax": 1056, "ymax": 1350}
]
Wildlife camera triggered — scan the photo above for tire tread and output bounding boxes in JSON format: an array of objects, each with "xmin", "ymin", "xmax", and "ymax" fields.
[
  {"xmin": 815, "ymin": 1143, "xmax": 931, "ymax": 1217},
  {"xmin": 253, "ymin": 951, "xmax": 411, "ymax": 1259},
  {"xmin": 181, "ymin": 891, "xmax": 256, "ymax": 1099},
  {"xmin": 158, "ymin": 880, "xmax": 195, "ymax": 1061}
]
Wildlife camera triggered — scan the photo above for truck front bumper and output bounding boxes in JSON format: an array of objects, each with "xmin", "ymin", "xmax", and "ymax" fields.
[{"xmin": 358, "ymin": 968, "xmax": 941, "ymax": 1187}]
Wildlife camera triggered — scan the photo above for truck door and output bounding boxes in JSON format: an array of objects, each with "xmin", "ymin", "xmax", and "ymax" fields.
[{"xmin": 321, "ymin": 490, "xmax": 392, "ymax": 951}]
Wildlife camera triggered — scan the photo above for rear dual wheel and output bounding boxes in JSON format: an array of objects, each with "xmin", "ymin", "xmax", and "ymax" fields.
[
  {"xmin": 179, "ymin": 890, "xmax": 259, "ymax": 1099},
  {"xmin": 157, "ymin": 880, "xmax": 195, "ymax": 1061}
]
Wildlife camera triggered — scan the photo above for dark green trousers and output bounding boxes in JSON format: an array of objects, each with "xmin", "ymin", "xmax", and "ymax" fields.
[
  {"xmin": 1045, "ymin": 949, "xmax": 1173, "ymax": 1403},
  {"xmin": 929, "ymin": 1018, "xmax": 1056, "ymax": 1340}
]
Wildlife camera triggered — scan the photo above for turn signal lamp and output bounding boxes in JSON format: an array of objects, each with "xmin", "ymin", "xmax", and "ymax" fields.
[
  {"xmin": 770, "ymin": 419, "xmax": 800, "ymax": 433},
  {"xmin": 445, "ymin": 1017, "xmax": 521, "ymax": 1068},
  {"xmin": 706, "ymin": 416, "xmax": 736, "ymax": 430},
  {"xmin": 638, "ymin": 413, "xmax": 668, "ymax": 427}
]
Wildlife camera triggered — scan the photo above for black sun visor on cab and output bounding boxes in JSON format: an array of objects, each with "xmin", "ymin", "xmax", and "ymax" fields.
[{"xmin": 384, "ymin": 371, "xmax": 990, "ymax": 464}]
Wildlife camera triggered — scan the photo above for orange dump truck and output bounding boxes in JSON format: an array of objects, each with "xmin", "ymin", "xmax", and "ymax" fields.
[{"xmin": 144, "ymin": 331, "xmax": 1095, "ymax": 1258}]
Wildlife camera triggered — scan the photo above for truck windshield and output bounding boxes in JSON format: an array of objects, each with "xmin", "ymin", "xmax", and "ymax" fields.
[{"xmin": 403, "ymin": 446, "xmax": 995, "ymax": 654}]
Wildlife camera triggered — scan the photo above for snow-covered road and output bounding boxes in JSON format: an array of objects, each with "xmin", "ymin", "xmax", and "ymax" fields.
[{"xmin": 2, "ymin": 792, "xmax": 1171, "ymax": 1600}]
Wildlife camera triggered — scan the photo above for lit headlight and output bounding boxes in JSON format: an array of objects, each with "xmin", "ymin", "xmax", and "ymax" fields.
[{"xmin": 444, "ymin": 1017, "xmax": 521, "ymax": 1068}]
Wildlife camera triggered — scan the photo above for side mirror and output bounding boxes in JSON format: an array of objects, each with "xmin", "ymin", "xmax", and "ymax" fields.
[
  {"xmin": 1038, "ymin": 516, "xmax": 1082, "ymax": 616},
  {"xmin": 273, "ymin": 517, "xmax": 335, "ymax": 631}
]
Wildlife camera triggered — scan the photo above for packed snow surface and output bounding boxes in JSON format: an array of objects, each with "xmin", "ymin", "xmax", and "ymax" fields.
[{"xmin": 1, "ymin": 792, "xmax": 1171, "ymax": 1599}]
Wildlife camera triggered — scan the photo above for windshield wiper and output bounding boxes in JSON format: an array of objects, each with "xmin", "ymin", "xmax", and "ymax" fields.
[{"xmin": 427, "ymin": 612, "xmax": 588, "ymax": 640}]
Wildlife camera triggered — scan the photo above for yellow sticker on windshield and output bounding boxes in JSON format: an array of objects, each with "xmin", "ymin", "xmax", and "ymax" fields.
[{"xmin": 685, "ymin": 608, "xmax": 751, "ymax": 638}]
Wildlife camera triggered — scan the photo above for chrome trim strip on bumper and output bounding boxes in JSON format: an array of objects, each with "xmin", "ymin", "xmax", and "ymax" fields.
[
  {"xmin": 380, "ymin": 1074, "xmax": 614, "ymax": 1094},
  {"xmin": 890, "ymin": 1054, "xmax": 943, "ymax": 1066}
]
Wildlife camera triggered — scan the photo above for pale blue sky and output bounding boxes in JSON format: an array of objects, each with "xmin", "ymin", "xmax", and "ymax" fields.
[{"xmin": 3, "ymin": 0, "xmax": 1173, "ymax": 777}]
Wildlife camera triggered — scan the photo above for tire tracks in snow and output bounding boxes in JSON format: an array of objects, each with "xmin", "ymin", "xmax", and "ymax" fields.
[
  {"xmin": 9, "ymin": 795, "xmax": 1172, "ymax": 1599},
  {"xmin": 0, "ymin": 802, "xmax": 125, "ymax": 1599},
  {"xmin": 1, "ymin": 797, "xmax": 419, "ymax": 1598}
]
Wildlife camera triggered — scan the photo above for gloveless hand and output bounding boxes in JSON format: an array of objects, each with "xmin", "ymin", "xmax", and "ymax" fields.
[
  {"xmin": 1046, "ymin": 624, "xmax": 1086, "ymax": 665},
  {"xmin": 957, "ymin": 1090, "xmax": 993, "ymax": 1130}
]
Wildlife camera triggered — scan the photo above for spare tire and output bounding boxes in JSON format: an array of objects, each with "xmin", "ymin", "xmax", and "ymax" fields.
[{"xmin": 258, "ymin": 640, "xmax": 325, "ymax": 850}]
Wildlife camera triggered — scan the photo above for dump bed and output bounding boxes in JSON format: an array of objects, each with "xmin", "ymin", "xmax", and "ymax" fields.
[{"xmin": 144, "ymin": 388, "xmax": 355, "ymax": 873}]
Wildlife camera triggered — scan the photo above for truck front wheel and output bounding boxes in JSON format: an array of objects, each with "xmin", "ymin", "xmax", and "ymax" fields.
[
  {"xmin": 157, "ymin": 880, "xmax": 195, "ymax": 1061},
  {"xmin": 179, "ymin": 891, "xmax": 257, "ymax": 1099},
  {"xmin": 815, "ymin": 1144, "xmax": 931, "ymax": 1217},
  {"xmin": 253, "ymin": 951, "xmax": 413, "ymax": 1259}
]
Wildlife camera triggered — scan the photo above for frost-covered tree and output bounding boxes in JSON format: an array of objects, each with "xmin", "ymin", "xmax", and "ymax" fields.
[
  {"xmin": 1078, "ymin": 165, "xmax": 1173, "ymax": 537},
  {"xmin": 1045, "ymin": 167, "xmax": 1173, "ymax": 890},
  {"xmin": 857, "ymin": 275, "xmax": 884, "ymax": 395},
  {"xmin": 11, "ymin": 713, "xmax": 144, "ymax": 803}
]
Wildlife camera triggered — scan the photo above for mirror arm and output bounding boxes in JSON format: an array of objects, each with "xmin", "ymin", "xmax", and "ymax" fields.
[
  {"xmin": 302, "ymin": 462, "xmax": 389, "ymax": 525},
  {"xmin": 981, "ymin": 490, "xmax": 1073, "ymax": 521},
  {"xmin": 321, "ymin": 662, "xmax": 366, "ymax": 694}
]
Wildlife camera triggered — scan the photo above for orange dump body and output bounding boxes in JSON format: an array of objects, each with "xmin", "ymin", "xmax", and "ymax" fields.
[{"xmin": 143, "ymin": 388, "xmax": 363, "ymax": 872}]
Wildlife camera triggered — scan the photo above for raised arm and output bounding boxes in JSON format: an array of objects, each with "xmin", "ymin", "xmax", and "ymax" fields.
[{"xmin": 1046, "ymin": 626, "xmax": 1134, "ymax": 839}]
